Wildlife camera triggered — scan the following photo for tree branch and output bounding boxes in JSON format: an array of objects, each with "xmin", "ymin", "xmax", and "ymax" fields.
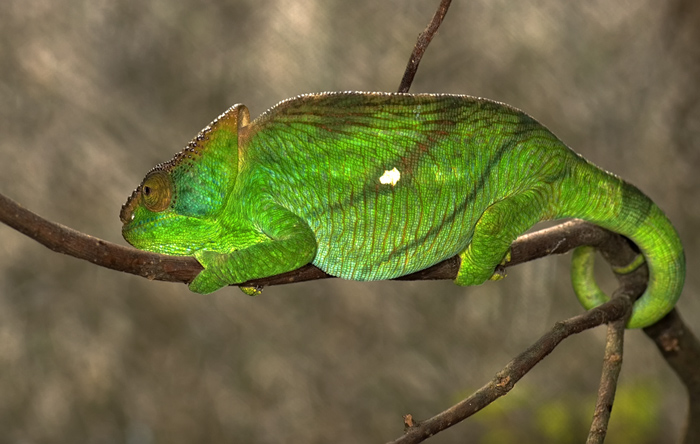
[
  {"xmin": 583, "ymin": 235, "xmax": 647, "ymax": 443},
  {"xmin": 388, "ymin": 293, "xmax": 636, "ymax": 444},
  {"xmin": 0, "ymin": 192, "xmax": 200, "ymax": 283},
  {"xmin": 397, "ymin": 0, "xmax": 453, "ymax": 93},
  {"xmin": 586, "ymin": 305, "xmax": 630, "ymax": 443},
  {"xmin": 0, "ymin": 190, "xmax": 619, "ymax": 287}
]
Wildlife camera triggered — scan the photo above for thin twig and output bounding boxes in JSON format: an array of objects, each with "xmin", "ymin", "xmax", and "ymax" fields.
[
  {"xmin": 586, "ymin": 303, "xmax": 630, "ymax": 443},
  {"xmin": 584, "ymin": 242, "xmax": 647, "ymax": 443},
  {"xmin": 387, "ymin": 295, "xmax": 635, "ymax": 444},
  {"xmin": 397, "ymin": 0, "xmax": 452, "ymax": 93}
]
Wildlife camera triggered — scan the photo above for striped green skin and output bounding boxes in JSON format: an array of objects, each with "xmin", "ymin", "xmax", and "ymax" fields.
[{"xmin": 120, "ymin": 92, "xmax": 684, "ymax": 329}]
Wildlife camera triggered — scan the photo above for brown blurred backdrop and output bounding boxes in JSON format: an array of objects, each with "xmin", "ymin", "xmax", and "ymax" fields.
[{"xmin": 0, "ymin": 0, "xmax": 698, "ymax": 443}]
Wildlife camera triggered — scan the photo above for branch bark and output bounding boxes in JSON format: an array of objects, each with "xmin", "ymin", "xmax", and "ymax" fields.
[{"xmin": 586, "ymin": 303, "xmax": 630, "ymax": 443}]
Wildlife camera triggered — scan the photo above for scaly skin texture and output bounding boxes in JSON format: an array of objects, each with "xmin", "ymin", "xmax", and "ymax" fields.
[{"xmin": 120, "ymin": 92, "xmax": 685, "ymax": 328}]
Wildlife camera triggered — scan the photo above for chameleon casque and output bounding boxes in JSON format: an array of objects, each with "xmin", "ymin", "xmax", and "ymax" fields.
[{"xmin": 120, "ymin": 92, "xmax": 685, "ymax": 329}]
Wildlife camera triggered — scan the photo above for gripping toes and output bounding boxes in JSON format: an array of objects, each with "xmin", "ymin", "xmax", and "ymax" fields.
[
  {"xmin": 455, "ymin": 246, "xmax": 510, "ymax": 286},
  {"xmin": 189, "ymin": 250, "xmax": 232, "ymax": 294}
]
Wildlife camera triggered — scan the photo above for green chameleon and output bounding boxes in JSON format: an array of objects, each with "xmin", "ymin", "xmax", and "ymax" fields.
[{"xmin": 120, "ymin": 92, "xmax": 684, "ymax": 329}]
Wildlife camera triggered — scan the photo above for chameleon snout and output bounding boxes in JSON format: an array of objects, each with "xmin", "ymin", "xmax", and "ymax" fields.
[{"xmin": 120, "ymin": 188, "xmax": 141, "ymax": 225}]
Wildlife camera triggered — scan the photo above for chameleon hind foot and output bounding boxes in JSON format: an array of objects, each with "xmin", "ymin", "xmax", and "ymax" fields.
[
  {"xmin": 455, "ymin": 191, "xmax": 544, "ymax": 287},
  {"xmin": 240, "ymin": 285, "xmax": 264, "ymax": 296},
  {"xmin": 489, "ymin": 250, "xmax": 512, "ymax": 281}
]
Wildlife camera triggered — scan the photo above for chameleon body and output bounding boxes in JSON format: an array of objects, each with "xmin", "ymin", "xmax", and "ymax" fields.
[{"xmin": 120, "ymin": 92, "xmax": 685, "ymax": 328}]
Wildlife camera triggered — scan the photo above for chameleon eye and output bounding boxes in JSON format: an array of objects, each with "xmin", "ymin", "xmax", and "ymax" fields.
[{"xmin": 140, "ymin": 170, "xmax": 173, "ymax": 212}]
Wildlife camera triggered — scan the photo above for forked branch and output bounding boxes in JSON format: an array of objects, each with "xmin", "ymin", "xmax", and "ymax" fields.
[{"xmin": 388, "ymin": 295, "xmax": 637, "ymax": 444}]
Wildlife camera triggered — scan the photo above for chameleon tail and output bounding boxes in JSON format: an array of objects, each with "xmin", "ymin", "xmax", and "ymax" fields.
[{"xmin": 562, "ymin": 163, "xmax": 685, "ymax": 329}]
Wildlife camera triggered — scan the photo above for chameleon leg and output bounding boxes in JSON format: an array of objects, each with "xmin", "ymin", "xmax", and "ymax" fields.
[
  {"xmin": 189, "ymin": 205, "xmax": 317, "ymax": 294},
  {"xmin": 455, "ymin": 190, "xmax": 549, "ymax": 286}
]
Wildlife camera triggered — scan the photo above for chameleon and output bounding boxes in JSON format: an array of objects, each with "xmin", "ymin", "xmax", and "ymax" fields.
[{"xmin": 120, "ymin": 92, "xmax": 685, "ymax": 329}]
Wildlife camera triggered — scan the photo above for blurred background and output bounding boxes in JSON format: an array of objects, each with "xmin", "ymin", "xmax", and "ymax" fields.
[{"xmin": 1, "ymin": 0, "xmax": 699, "ymax": 442}]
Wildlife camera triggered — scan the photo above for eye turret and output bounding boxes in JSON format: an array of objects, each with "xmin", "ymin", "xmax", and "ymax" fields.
[
  {"xmin": 119, "ymin": 169, "xmax": 173, "ymax": 225},
  {"xmin": 141, "ymin": 170, "xmax": 173, "ymax": 212}
]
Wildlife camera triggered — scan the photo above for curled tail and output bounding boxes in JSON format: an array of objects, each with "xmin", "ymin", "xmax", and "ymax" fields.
[{"xmin": 561, "ymin": 161, "xmax": 685, "ymax": 329}]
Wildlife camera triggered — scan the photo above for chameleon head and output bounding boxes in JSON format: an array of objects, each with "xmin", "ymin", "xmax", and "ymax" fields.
[{"xmin": 120, "ymin": 104, "xmax": 250, "ymax": 255}]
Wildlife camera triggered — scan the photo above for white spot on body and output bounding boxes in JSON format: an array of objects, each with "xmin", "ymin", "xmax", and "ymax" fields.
[{"xmin": 379, "ymin": 167, "xmax": 401, "ymax": 186}]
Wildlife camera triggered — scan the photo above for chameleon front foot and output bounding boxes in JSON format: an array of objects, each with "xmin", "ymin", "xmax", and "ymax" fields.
[{"xmin": 189, "ymin": 250, "xmax": 235, "ymax": 294}]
